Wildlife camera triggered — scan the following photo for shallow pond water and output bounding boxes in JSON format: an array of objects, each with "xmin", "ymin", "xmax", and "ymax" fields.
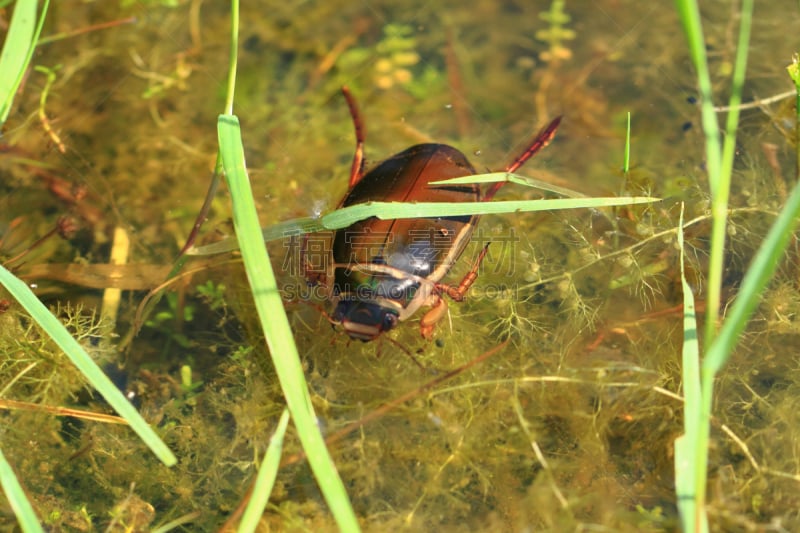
[{"xmin": 1, "ymin": 0, "xmax": 800, "ymax": 531}]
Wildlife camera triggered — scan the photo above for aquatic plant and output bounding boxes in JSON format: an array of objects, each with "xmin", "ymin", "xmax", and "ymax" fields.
[
  {"xmin": 535, "ymin": 0, "xmax": 575, "ymax": 64},
  {"xmin": 373, "ymin": 23, "xmax": 420, "ymax": 90}
]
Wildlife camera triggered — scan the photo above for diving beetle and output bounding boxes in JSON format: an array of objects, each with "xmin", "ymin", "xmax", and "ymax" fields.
[{"xmin": 307, "ymin": 87, "xmax": 561, "ymax": 341}]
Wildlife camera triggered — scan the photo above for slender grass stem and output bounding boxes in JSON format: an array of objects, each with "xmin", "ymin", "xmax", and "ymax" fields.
[
  {"xmin": 624, "ymin": 111, "xmax": 631, "ymax": 175},
  {"xmin": 217, "ymin": 2, "xmax": 359, "ymax": 530},
  {"xmin": 218, "ymin": 116, "xmax": 360, "ymax": 532},
  {"xmin": 673, "ymin": 1, "xmax": 754, "ymax": 531},
  {"xmin": 788, "ymin": 54, "xmax": 800, "ymax": 180},
  {"xmin": 706, "ymin": 0, "xmax": 754, "ymax": 349}
]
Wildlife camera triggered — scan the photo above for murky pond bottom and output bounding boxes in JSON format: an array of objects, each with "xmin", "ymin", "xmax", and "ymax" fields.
[{"xmin": 2, "ymin": 0, "xmax": 799, "ymax": 530}]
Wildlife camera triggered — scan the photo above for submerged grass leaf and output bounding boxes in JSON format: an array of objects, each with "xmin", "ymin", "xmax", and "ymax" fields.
[
  {"xmin": 0, "ymin": 0, "xmax": 35, "ymax": 124},
  {"xmin": 673, "ymin": 0, "xmax": 755, "ymax": 530},
  {"xmin": 0, "ymin": 264, "xmax": 177, "ymax": 467},
  {"xmin": 0, "ymin": 449, "xmax": 44, "ymax": 533},
  {"xmin": 218, "ymin": 114, "xmax": 360, "ymax": 532},
  {"xmin": 430, "ymin": 171, "xmax": 588, "ymax": 197},
  {"xmin": 675, "ymin": 204, "xmax": 704, "ymax": 533},
  {"xmin": 0, "ymin": 0, "xmax": 50, "ymax": 125},
  {"xmin": 187, "ymin": 193, "xmax": 658, "ymax": 256},
  {"xmin": 239, "ymin": 409, "xmax": 291, "ymax": 533}
]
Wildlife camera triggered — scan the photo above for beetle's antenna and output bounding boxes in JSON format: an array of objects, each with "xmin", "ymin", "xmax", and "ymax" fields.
[
  {"xmin": 382, "ymin": 336, "xmax": 426, "ymax": 370},
  {"xmin": 484, "ymin": 115, "xmax": 562, "ymax": 201},
  {"xmin": 341, "ymin": 86, "xmax": 366, "ymax": 188}
]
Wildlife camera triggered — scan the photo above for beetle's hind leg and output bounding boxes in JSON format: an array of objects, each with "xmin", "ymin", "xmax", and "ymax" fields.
[
  {"xmin": 341, "ymin": 86, "xmax": 366, "ymax": 188},
  {"xmin": 420, "ymin": 296, "xmax": 448, "ymax": 340},
  {"xmin": 440, "ymin": 243, "xmax": 490, "ymax": 302},
  {"xmin": 300, "ymin": 233, "xmax": 330, "ymax": 287},
  {"xmin": 419, "ymin": 244, "xmax": 490, "ymax": 339}
]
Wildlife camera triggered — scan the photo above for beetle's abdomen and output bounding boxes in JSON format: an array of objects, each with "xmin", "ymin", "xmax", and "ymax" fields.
[
  {"xmin": 332, "ymin": 144, "xmax": 480, "ymax": 303},
  {"xmin": 340, "ymin": 144, "xmax": 479, "ymax": 206}
]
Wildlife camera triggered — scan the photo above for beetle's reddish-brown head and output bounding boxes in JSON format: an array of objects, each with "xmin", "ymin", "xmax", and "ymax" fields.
[{"xmin": 331, "ymin": 299, "xmax": 399, "ymax": 341}]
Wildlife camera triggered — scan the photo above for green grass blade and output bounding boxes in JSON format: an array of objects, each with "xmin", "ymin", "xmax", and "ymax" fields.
[
  {"xmin": 703, "ymin": 0, "xmax": 753, "ymax": 348},
  {"xmin": 0, "ymin": 0, "xmax": 50, "ymax": 125},
  {"xmin": 685, "ymin": 170, "xmax": 800, "ymax": 533},
  {"xmin": 186, "ymin": 195, "xmax": 658, "ymax": 256},
  {"xmin": 430, "ymin": 171, "xmax": 525, "ymax": 185},
  {"xmin": 685, "ymin": 178, "xmax": 800, "ymax": 532},
  {"xmin": 718, "ymin": 0, "xmax": 753, "ymax": 190},
  {"xmin": 674, "ymin": 0, "xmax": 721, "ymax": 193},
  {"xmin": 624, "ymin": 111, "xmax": 631, "ymax": 174},
  {"xmin": 787, "ymin": 54, "xmax": 800, "ymax": 179},
  {"xmin": 0, "ymin": 264, "xmax": 177, "ymax": 466},
  {"xmin": 704, "ymin": 181, "xmax": 800, "ymax": 376},
  {"xmin": 324, "ymin": 196, "xmax": 655, "ymax": 226},
  {"xmin": 429, "ymin": 171, "xmax": 588, "ymax": 197},
  {"xmin": 218, "ymin": 115, "xmax": 360, "ymax": 532},
  {"xmin": 674, "ymin": 204, "xmax": 706, "ymax": 532},
  {"xmin": 675, "ymin": 0, "xmax": 724, "ymax": 345},
  {"xmin": 224, "ymin": 0, "xmax": 239, "ymax": 116},
  {"xmin": 0, "ymin": 0, "xmax": 36, "ymax": 124},
  {"xmin": 0, "ymin": 449, "xmax": 44, "ymax": 533},
  {"xmin": 673, "ymin": 2, "xmax": 756, "ymax": 530},
  {"xmin": 238, "ymin": 409, "xmax": 291, "ymax": 533}
]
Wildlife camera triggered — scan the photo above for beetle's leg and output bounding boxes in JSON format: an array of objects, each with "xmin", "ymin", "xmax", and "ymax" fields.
[
  {"xmin": 484, "ymin": 115, "xmax": 562, "ymax": 201},
  {"xmin": 341, "ymin": 86, "xmax": 366, "ymax": 188},
  {"xmin": 438, "ymin": 244, "xmax": 490, "ymax": 302},
  {"xmin": 301, "ymin": 233, "xmax": 327, "ymax": 286},
  {"xmin": 383, "ymin": 336, "xmax": 426, "ymax": 369},
  {"xmin": 505, "ymin": 116, "xmax": 562, "ymax": 175},
  {"xmin": 420, "ymin": 295, "xmax": 448, "ymax": 340},
  {"xmin": 420, "ymin": 244, "xmax": 490, "ymax": 339}
]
